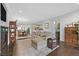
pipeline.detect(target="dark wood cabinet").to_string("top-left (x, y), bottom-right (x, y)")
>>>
top-left (65, 27), bottom-right (78, 47)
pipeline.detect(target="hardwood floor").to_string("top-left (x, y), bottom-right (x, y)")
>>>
top-left (47, 42), bottom-right (79, 56)
top-left (8, 41), bottom-right (79, 56)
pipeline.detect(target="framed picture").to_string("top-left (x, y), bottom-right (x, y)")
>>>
top-left (44, 23), bottom-right (49, 29)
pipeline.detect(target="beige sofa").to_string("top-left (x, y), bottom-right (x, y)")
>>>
top-left (31, 31), bottom-right (53, 50)
top-left (31, 36), bottom-right (47, 50)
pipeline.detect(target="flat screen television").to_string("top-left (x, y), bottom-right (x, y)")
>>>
top-left (1, 3), bottom-right (6, 22)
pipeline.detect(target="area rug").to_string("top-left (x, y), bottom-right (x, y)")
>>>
top-left (13, 39), bottom-right (59, 56)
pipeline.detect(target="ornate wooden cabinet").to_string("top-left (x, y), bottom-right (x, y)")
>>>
top-left (65, 27), bottom-right (78, 47)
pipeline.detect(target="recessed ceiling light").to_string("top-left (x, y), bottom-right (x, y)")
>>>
top-left (54, 21), bottom-right (55, 24)
top-left (19, 10), bottom-right (22, 13)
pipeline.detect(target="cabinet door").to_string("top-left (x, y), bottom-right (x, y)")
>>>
top-left (65, 28), bottom-right (73, 46)
top-left (65, 31), bottom-right (71, 43)
top-left (72, 34), bottom-right (77, 47)
top-left (65, 27), bottom-right (78, 47)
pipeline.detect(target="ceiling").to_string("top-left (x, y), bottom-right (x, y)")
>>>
top-left (5, 3), bottom-right (79, 23)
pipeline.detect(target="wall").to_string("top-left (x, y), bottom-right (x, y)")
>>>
top-left (0, 4), bottom-right (7, 53)
top-left (0, 4), bottom-right (1, 55)
top-left (0, 3), bottom-right (12, 45)
top-left (0, 3), bottom-right (12, 27)
top-left (0, 3), bottom-right (10, 27)
top-left (37, 10), bottom-right (79, 42)
top-left (60, 10), bottom-right (79, 41)
top-left (37, 19), bottom-right (56, 38)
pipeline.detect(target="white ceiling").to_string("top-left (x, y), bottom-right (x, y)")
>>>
top-left (5, 3), bottom-right (79, 23)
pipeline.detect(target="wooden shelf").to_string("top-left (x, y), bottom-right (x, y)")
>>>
top-left (9, 21), bottom-right (16, 44)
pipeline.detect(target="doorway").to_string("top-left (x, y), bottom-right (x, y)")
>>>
top-left (55, 20), bottom-right (60, 45)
